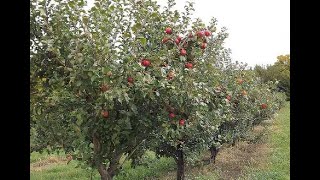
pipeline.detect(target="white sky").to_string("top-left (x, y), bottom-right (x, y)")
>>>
top-left (86, 0), bottom-right (290, 67)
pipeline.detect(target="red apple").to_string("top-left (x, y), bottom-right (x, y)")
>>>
top-left (185, 62), bottom-right (193, 69)
top-left (200, 42), bottom-right (207, 49)
top-left (141, 59), bottom-right (151, 67)
top-left (101, 110), bottom-right (109, 118)
top-left (175, 38), bottom-right (180, 45)
top-left (169, 113), bottom-right (175, 118)
top-left (261, 103), bottom-right (267, 109)
top-left (196, 31), bottom-right (205, 38)
top-left (226, 95), bottom-right (231, 101)
top-left (180, 48), bottom-right (187, 56)
top-left (127, 77), bottom-right (133, 83)
top-left (165, 27), bottom-right (172, 34)
top-left (100, 84), bottom-right (109, 92)
top-left (188, 33), bottom-right (193, 38)
top-left (179, 119), bottom-right (185, 126)
top-left (167, 71), bottom-right (175, 80)
top-left (204, 30), bottom-right (211, 36)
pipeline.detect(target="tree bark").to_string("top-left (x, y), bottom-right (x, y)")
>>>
top-left (97, 164), bottom-right (112, 180)
top-left (209, 146), bottom-right (219, 164)
top-left (176, 144), bottom-right (185, 180)
top-left (93, 133), bottom-right (113, 180)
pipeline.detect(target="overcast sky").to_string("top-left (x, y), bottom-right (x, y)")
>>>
top-left (87, 0), bottom-right (290, 67)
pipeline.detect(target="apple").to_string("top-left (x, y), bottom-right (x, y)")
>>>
top-left (188, 33), bottom-right (193, 38)
top-left (241, 90), bottom-right (247, 96)
top-left (127, 77), bottom-right (133, 83)
top-left (165, 27), bottom-right (172, 34)
top-left (179, 119), bottom-right (185, 126)
top-left (261, 103), bottom-right (267, 109)
top-left (226, 95), bottom-right (231, 101)
top-left (167, 71), bottom-right (175, 80)
top-left (101, 110), bottom-right (109, 118)
top-left (204, 30), bottom-right (211, 36)
top-left (180, 48), bottom-right (187, 56)
top-left (169, 113), bottom-right (175, 118)
top-left (100, 84), bottom-right (109, 92)
top-left (175, 38), bottom-right (180, 45)
top-left (200, 42), bottom-right (207, 49)
top-left (106, 71), bottom-right (112, 77)
top-left (141, 59), bottom-right (151, 67)
top-left (196, 31), bottom-right (205, 38)
top-left (237, 78), bottom-right (244, 84)
top-left (185, 62), bottom-right (193, 69)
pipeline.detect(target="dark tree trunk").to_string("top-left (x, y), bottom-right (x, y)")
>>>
top-left (93, 133), bottom-right (116, 180)
top-left (209, 146), bottom-right (219, 164)
top-left (176, 144), bottom-right (185, 180)
top-left (97, 164), bottom-right (112, 180)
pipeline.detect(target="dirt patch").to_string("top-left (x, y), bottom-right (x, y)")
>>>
top-left (213, 141), bottom-right (271, 180)
top-left (159, 140), bottom-right (271, 180)
top-left (30, 156), bottom-right (69, 172)
top-left (159, 123), bottom-right (274, 180)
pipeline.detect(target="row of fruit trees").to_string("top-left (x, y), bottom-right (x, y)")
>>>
top-left (30, 0), bottom-right (286, 179)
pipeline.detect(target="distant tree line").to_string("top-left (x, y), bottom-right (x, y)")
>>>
top-left (254, 54), bottom-right (290, 100)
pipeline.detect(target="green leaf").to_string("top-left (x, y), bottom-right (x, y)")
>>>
top-left (76, 114), bottom-right (83, 126)
top-left (109, 5), bottom-right (115, 11)
top-left (138, 37), bottom-right (147, 46)
top-left (179, 56), bottom-right (186, 61)
top-left (124, 93), bottom-right (130, 103)
top-left (39, 8), bottom-right (46, 17)
top-left (91, 75), bottom-right (97, 82)
top-left (102, 67), bottom-right (110, 73)
top-left (130, 104), bottom-right (138, 114)
top-left (76, 81), bottom-right (82, 87)
top-left (111, 134), bottom-right (118, 142)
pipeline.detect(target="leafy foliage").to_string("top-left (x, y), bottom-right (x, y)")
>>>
top-left (254, 54), bottom-right (290, 99)
top-left (30, 0), bottom-right (286, 179)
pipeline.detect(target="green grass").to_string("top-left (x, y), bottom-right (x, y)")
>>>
top-left (115, 151), bottom-right (176, 180)
top-left (31, 160), bottom-right (101, 180)
top-left (241, 101), bottom-right (290, 180)
top-left (31, 151), bottom-right (175, 180)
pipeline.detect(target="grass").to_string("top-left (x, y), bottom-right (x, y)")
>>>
top-left (30, 102), bottom-right (290, 180)
top-left (31, 151), bottom-right (176, 180)
top-left (240, 101), bottom-right (290, 180)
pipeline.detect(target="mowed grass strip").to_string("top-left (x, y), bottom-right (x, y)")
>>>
top-left (240, 102), bottom-right (290, 180)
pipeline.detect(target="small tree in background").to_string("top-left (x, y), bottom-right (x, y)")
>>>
top-left (254, 54), bottom-right (290, 100)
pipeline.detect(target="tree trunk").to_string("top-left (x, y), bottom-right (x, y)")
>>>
top-left (97, 164), bottom-right (112, 180)
top-left (209, 146), bottom-right (219, 164)
top-left (93, 133), bottom-right (113, 180)
top-left (176, 144), bottom-right (185, 180)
